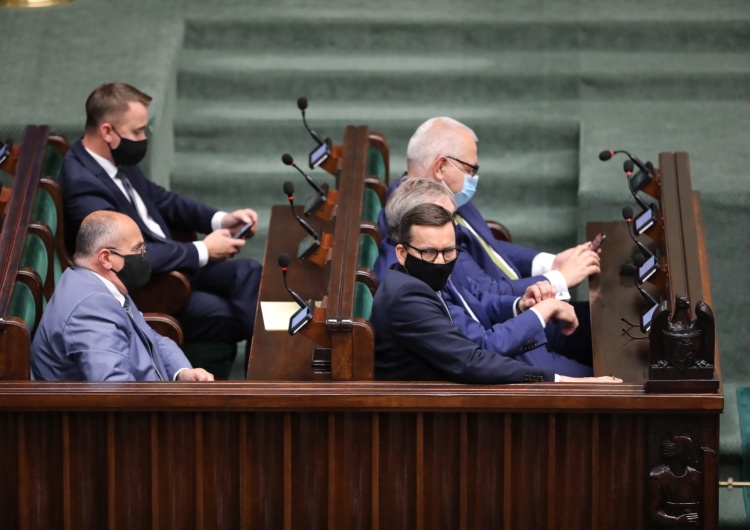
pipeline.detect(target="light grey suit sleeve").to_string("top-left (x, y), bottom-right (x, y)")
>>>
top-left (63, 292), bottom-right (140, 381)
top-left (146, 326), bottom-right (193, 380)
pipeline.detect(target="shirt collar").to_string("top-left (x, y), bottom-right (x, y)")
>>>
top-left (85, 146), bottom-right (118, 179)
top-left (87, 268), bottom-right (127, 307)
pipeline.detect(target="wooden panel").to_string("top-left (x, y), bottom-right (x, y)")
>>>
top-left (552, 414), bottom-right (594, 530)
top-left (289, 412), bottom-right (329, 529)
top-left (66, 413), bottom-right (108, 530)
top-left (241, 412), bottom-right (285, 528)
top-left (507, 413), bottom-right (550, 529)
top-left (465, 413), bottom-right (506, 529)
top-left (377, 413), bottom-right (417, 530)
top-left (19, 413), bottom-right (64, 530)
top-left (108, 412), bottom-right (153, 529)
top-left (200, 412), bottom-right (241, 529)
top-left (0, 413), bottom-right (20, 530)
top-left (156, 412), bottom-right (197, 528)
top-left (328, 412), bottom-right (374, 530)
top-left (422, 413), bottom-right (461, 530)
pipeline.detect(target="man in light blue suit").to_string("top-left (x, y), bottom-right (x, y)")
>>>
top-left (31, 211), bottom-right (214, 382)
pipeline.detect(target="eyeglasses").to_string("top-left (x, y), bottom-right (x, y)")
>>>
top-left (108, 244), bottom-right (147, 257)
top-left (403, 242), bottom-right (460, 263)
top-left (446, 156), bottom-right (480, 177)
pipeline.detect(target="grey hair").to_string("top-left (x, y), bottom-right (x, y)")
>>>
top-left (385, 178), bottom-right (456, 242)
top-left (73, 211), bottom-right (123, 261)
top-left (405, 117), bottom-right (478, 178)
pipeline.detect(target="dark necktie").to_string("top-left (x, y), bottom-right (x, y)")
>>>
top-left (114, 172), bottom-right (168, 242)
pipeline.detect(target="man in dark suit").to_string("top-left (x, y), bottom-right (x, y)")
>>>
top-left (372, 202), bottom-right (621, 384)
top-left (31, 211), bottom-right (214, 382)
top-left (59, 82), bottom-right (261, 378)
top-left (375, 117), bottom-right (600, 299)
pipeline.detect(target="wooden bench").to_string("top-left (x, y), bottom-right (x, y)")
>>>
top-left (0, 125), bottom-right (722, 529)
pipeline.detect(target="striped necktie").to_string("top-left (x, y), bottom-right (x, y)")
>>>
top-left (454, 214), bottom-right (518, 280)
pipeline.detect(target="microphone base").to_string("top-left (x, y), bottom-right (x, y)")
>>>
top-left (313, 188), bottom-right (338, 223)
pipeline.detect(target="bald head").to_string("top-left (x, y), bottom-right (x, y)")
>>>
top-left (74, 211), bottom-right (140, 263)
top-left (406, 117), bottom-right (478, 178)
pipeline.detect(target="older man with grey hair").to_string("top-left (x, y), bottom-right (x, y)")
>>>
top-left (376, 117), bottom-right (600, 300)
top-left (31, 210), bottom-right (213, 382)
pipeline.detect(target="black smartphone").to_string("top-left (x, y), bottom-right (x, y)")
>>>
top-left (589, 231), bottom-right (607, 251)
top-left (234, 221), bottom-right (253, 239)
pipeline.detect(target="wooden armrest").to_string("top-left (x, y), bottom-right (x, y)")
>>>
top-left (143, 313), bottom-right (184, 347)
top-left (359, 222), bottom-right (381, 246)
top-left (131, 271), bottom-right (192, 315)
top-left (356, 268), bottom-right (378, 294)
top-left (486, 220), bottom-right (512, 243)
top-left (364, 177), bottom-right (387, 207)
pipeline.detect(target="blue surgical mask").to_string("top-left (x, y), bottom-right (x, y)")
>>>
top-left (454, 172), bottom-right (479, 207)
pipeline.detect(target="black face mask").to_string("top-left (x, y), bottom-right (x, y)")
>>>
top-left (109, 127), bottom-right (148, 167)
top-left (404, 252), bottom-right (456, 291)
top-left (112, 251), bottom-right (152, 292)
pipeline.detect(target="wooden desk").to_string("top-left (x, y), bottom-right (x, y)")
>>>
top-left (247, 205), bottom-right (332, 380)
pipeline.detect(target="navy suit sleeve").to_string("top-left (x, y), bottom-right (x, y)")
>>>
top-left (387, 280), bottom-right (554, 384)
top-left (451, 253), bottom-right (547, 297)
top-left (443, 289), bottom-right (548, 359)
top-left (493, 240), bottom-right (540, 278)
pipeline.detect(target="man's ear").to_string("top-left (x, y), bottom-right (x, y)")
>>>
top-left (100, 122), bottom-right (115, 144)
top-left (395, 243), bottom-right (408, 267)
top-left (432, 155), bottom-right (448, 181)
top-left (99, 248), bottom-right (114, 271)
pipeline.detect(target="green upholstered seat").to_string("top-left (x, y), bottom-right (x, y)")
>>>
top-left (357, 233), bottom-right (378, 271)
top-left (32, 188), bottom-right (57, 235)
top-left (366, 144), bottom-right (386, 181)
top-left (361, 187), bottom-right (382, 224)
top-left (42, 145), bottom-right (65, 179)
top-left (21, 233), bottom-right (48, 288)
top-left (8, 281), bottom-right (35, 333)
top-left (353, 280), bottom-right (373, 322)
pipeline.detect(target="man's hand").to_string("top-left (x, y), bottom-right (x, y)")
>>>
top-left (518, 281), bottom-right (557, 312)
top-left (558, 375), bottom-right (623, 383)
top-left (530, 299), bottom-right (579, 335)
top-left (177, 368), bottom-right (215, 381)
top-left (203, 228), bottom-right (245, 261)
top-left (552, 243), bottom-right (601, 288)
top-left (222, 209), bottom-right (259, 238)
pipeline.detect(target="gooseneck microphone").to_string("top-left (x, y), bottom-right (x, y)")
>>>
top-left (622, 206), bottom-right (653, 259)
top-left (623, 160), bottom-right (650, 211)
top-left (278, 253), bottom-right (308, 309)
top-left (283, 181), bottom-right (321, 241)
top-left (599, 149), bottom-right (650, 174)
top-left (282, 153), bottom-right (328, 198)
top-left (297, 96), bottom-right (324, 145)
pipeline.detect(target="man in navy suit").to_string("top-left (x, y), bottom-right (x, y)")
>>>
top-left (372, 202), bottom-right (620, 385)
top-left (383, 179), bottom-right (594, 376)
top-left (59, 82), bottom-right (261, 378)
top-left (31, 211), bottom-right (214, 382)
top-left (375, 117), bottom-right (600, 299)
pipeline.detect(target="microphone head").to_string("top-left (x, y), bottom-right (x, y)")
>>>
top-left (623, 159), bottom-right (634, 173)
top-left (278, 253), bottom-right (291, 269)
top-left (281, 153), bottom-right (294, 166)
top-left (632, 253), bottom-right (646, 268)
top-left (283, 180), bottom-right (295, 196)
top-left (622, 206), bottom-right (634, 220)
top-left (599, 150), bottom-right (613, 161)
top-left (297, 97), bottom-right (308, 111)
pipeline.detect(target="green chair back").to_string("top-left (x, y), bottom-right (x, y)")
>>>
top-left (8, 281), bottom-right (35, 332)
top-left (361, 187), bottom-right (382, 224)
top-left (366, 145), bottom-right (386, 181)
top-left (43, 145), bottom-right (65, 179)
top-left (353, 281), bottom-right (373, 321)
top-left (357, 233), bottom-right (379, 271)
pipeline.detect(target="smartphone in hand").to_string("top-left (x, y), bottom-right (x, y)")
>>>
top-left (234, 221), bottom-right (254, 239)
top-left (589, 232), bottom-right (606, 251)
